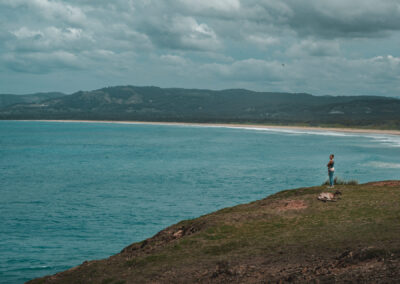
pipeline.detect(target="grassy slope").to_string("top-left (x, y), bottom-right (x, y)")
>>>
top-left (29, 182), bottom-right (400, 283)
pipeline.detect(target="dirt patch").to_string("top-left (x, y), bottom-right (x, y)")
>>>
top-left (121, 220), bottom-right (208, 256)
top-left (336, 247), bottom-right (391, 266)
top-left (277, 200), bottom-right (307, 211)
top-left (366, 180), bottom-right (400, 187)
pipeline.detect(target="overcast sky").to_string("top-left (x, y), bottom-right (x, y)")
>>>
top-left (0, 0), bottom-right (399, 96)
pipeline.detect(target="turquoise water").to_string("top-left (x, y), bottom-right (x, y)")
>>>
top-left (1, 121), bottom-right (400, 283)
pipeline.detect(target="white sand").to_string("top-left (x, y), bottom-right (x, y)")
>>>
top-left (17, 119), bottom-right (400, 136)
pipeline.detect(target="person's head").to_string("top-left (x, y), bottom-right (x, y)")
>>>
top-left (330, 154), bottom-right (334, 159)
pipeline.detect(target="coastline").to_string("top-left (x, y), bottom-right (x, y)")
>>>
top-left (28, 181), bottom-right (400, 283)
top-left (13, 119), bottom-right (400, 136)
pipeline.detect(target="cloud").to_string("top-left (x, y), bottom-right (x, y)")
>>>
top-left (3, 50), bottom-right (83, 73)
top-left (138, 15), bottom-right (221, 51)
top-left (180, 0), bottom-right (400, 40)
top-left (287, 39), bottom-right (341, 57)
top-left (160, 54), bottom-right (188, 65)
top-left (10, 26), bottom-right (93, 52)
top-left (0, 0), bottom-right (152, 75)
top-left (1, 0), bottom-right (87, 25)
top-left (178, 0), bottom-right (241, 13)
top-left (0, 0), bottom-right (400, 96)
top-left (203, 58), bottom-right (285, 82)
top-left (285, 0), bottom-right (400, 38)
top-left (246, 35), bottom-right (280, 49)
top-left (368, 162), bottom-right (400, 169)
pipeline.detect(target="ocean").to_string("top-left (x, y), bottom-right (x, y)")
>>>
top-left (1, 121), bottom-right (399, 283)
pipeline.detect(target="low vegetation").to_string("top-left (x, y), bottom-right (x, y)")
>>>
top-left (322, 176), bottom-right (359, 186)
top-left (29, 181), bottom-right (400, 283)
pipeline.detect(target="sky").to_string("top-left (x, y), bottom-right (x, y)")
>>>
top-left (0, 0), bottom-right (400, 96)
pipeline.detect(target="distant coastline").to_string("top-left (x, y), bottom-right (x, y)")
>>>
top-left (14, 119), bottom-right (400, 136)
top-left (2, 86), bottom-right (399, 131)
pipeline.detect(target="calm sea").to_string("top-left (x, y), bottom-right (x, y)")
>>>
top-left (1, 121), bottom-right (400, 283)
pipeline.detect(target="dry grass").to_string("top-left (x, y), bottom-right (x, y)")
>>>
top-left (322, 176), bottom-right (359, 185)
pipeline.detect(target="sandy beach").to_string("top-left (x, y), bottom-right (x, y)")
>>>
top-left (17, 119), bottom-right (400, 136)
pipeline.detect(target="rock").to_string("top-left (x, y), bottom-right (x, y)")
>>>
top-left (173, 230), bottom-right (184, 238)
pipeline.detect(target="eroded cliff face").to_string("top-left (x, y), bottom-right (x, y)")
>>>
top-left (28, 181), bottom-right (400, 283)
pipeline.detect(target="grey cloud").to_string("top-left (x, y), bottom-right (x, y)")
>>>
top-left (203, 59), bottom-right (285, 82)
top-left (136, 14), bottom-right (221, 51)
top-left (195, 54), bottom-right (400, 96)
top-left (160, 54), bottom-right (188, 66)
top-left (0, 0), bottom-right (149, 74)
top-left (178, 0), bottom-right (241, 13)
top-left (286, 0), bottom-right (400, 38)
top-left (9, 26), bottom-right (94, 52)
top-left (0, 0), bottom-right (399, 96)
top-left (288, 55), bottom-right (400, 95)
top-left (3, 50), bottom-right (84, 73)
top-left (1, 0), bottom-right (87, 26)
top-left (287, 39), bottom-right (341, 57)
top-left (171, 0), bottom-right (400, 40)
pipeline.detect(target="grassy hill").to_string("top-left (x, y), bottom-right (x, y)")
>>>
top-left (29, 181), bottom-right (400, 283)
top-left (1, 86), bottom-right (400, 129)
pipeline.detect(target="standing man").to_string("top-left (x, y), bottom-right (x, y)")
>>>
top-left (327, 154), bottom-right (335, 188)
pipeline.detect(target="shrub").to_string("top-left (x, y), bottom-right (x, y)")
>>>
top-left (322, 176), bottom-right (359, 186)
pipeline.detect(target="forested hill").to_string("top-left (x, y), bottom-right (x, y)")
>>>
top-left (1, 86), bottom-right (399, 129)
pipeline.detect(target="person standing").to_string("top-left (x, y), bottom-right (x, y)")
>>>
top-left (327, 154), bottom-right (335, 188)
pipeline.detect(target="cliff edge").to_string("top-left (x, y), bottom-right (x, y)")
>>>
top-left (29, 181), bottom-right (400, 283)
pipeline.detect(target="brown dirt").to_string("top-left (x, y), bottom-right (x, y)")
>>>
top-left (277, 199), bottom-right (308, 211)
top-left (366, 180), bottom-right (400, 187)
top-left (203, 249), bottom-right (400, 284)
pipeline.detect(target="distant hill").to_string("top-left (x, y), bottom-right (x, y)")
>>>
top-left (1, 86), bottom-right (399, 129)
top-left (0, 92), bottom-right (65, 109)
top-left (28, 181), bottom-right (400, 283)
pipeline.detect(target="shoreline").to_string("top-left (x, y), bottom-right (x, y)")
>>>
top-left (9, 119), bottom-right (400, 136)
top-left (28, 181), bottom-right (400, 283)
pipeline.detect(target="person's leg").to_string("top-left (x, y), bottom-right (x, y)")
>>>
top-left (329, 171), bottom-right (334, 187)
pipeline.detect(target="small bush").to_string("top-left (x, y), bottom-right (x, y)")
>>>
top-left (322, 176), bottom-right (359, 186)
